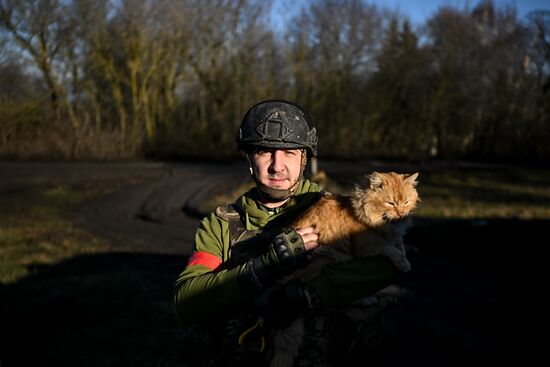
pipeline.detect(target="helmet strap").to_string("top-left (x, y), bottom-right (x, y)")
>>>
top-left (301, 150), bottom-right (308, 167)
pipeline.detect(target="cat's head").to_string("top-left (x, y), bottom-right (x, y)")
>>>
top-left (352, 171), bottom-right (420, 227)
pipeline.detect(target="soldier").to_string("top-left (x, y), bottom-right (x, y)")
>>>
top-left (173, 100), bottom-right (399, 366)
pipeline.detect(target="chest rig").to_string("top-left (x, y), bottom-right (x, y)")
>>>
top-left (214, 202), bottom-right (329, 365)
top-left (215, 203), bottom-right (279, 270)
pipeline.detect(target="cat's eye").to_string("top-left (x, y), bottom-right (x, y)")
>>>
top-left (404, 200), bottom-right (410, 205)
top-left (386, 201), bottom-right (395, 206)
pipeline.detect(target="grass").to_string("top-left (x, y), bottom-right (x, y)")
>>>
top-left (0, 178), bottom-right (191, 367)
top-left (321, 164), bottom-right (550, 220)
top-left (0, 184), bottom-right (112, 284)
top-left (417, 167), bottom-right (550, 219)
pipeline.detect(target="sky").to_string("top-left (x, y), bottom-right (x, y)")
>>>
top-left (381, 0), bottom-right (548, 24)
top-left (271, 0), bottom-right (549, 31)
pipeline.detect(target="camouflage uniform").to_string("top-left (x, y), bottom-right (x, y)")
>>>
top-left (173, 180), bottom-right (398, 366)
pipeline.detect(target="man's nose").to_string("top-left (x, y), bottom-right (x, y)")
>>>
top-left (270, 150), bottom-right (285, 172)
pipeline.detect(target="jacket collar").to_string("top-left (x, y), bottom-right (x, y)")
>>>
top-left (236, 180), bottom-right (321, 230)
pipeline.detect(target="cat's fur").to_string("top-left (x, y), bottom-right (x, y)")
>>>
top-left (269, 171), bottom-right (420, 367)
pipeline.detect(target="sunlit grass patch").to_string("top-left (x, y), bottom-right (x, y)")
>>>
top-left (0, 185), bottom-right (111, 284)
top-left (414, 195), bottom-right (550, 219)
top-left (319, 165), bottom-right (550, 220)
top-left (414, 167), bottom-right (550, 219)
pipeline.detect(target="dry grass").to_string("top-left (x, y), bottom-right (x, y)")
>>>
top-left (0, 177), bottom-right (190, 367)
top-left (0, 185), bottom-right (111, 283)
top-left (317, 164), bottom-right (550, 220)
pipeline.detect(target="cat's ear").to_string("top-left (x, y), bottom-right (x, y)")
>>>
top-left (369, 172), bottom-right (383, 190)
top-left (404, 172), bottom-right (419, 187)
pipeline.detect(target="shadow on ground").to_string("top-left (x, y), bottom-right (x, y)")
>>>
top-left (1, 218), bottom-right (548, 366)
top-left (0, 253), bottom-right (192, 367)
top-left (380, 217), bottom-right (548, 366)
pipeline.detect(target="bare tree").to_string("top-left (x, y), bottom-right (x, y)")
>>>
top-left (285, 0), bottom-right (385, 157)
top-left (368, 17), bottom-right (431, 157)
top-left (527, 11), bottom-right (550, 91)
top-left (423, 1), bottom-right (532, 159)
top-left (525, 10), bottom-right (550, 158)
top-left (0, 0), bottom-right (66, 116)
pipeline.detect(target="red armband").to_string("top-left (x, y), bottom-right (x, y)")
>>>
top-left (187, 251), bottom-right (222, 270)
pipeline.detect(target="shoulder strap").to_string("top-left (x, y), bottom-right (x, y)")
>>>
top-left (215, 203), bottom-right (247, 247)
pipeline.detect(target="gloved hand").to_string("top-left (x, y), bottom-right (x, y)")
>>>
top-left (239, 227), bottom-right (318, 297)
top-left (261, 227), bottom-right (310, 275)
top-left (253, 280), bottom-right (322, 328)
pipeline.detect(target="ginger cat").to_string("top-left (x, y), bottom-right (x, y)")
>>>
top-left (270, 171), bottom-right (420, 367)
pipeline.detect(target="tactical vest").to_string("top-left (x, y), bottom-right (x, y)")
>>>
top-left (209, 202), bottom-right (327, 366)
top-left (215, 203), bottom-right (260, 248)
top-left (214, 203), bottom-right (278, 269)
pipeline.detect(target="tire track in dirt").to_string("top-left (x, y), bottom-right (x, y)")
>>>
top-left (75, 162), bottom-right (250, 255)
top-left (0, 161), bottom-right (248, 255)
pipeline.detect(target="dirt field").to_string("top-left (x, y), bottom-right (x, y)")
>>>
top-left (0, 161), bottom-right (548, 366)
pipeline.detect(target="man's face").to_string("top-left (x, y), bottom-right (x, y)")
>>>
top-left (251, 148), bottom-right (303, 192)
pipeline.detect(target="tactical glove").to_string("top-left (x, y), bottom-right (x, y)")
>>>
top-left (238, 227), bottom-right (310, 297)
top-left (253, 280), bottom-right (322, 328)
top-left (261, 227), bottom-right (309, 275)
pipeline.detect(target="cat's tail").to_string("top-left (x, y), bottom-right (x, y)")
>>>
top-left (270, 318), bottom-right (306, 367)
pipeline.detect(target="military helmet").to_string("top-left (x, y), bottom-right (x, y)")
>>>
top-left (237, 100), bottom-right (318, 157)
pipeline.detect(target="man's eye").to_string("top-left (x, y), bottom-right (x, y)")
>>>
top-left (286, 150), bottom-right (302, 157)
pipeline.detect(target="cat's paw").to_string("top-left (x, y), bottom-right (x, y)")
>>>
top-left (396, 258), bottom-right (411, 273)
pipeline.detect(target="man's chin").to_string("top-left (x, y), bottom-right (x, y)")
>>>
top-left (257, 185), bottom-right (291, 202)
top-left (266, 179), bottom-right (290, 189)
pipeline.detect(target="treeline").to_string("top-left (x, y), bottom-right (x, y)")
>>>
top-left (0, 0), bottom-right (548, 161)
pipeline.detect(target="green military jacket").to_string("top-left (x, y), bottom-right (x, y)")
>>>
top-left (173, 180), bottom-right (398, 326)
